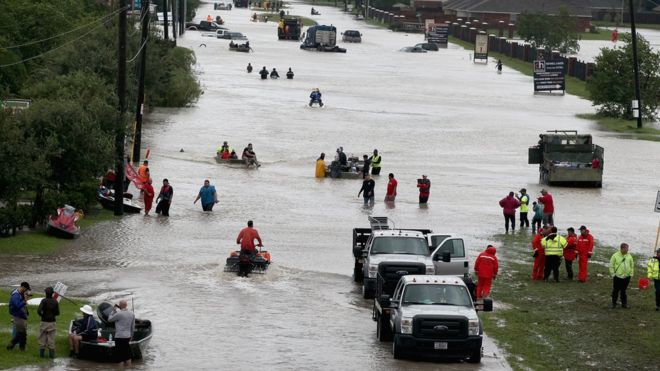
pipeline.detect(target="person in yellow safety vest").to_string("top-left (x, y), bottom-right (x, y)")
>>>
top-left (315, 153), bottom-right (326, 178)
top-left (648, 248), bottom-right (660, 311)
top-left (517, 188), bottom-right (530, 228)
top-left (216, 141), bottom-right (234, 158)
top-left (369, 149), bottom-right (381, 176)
top-left (541, 226), bottom-right (566, 282)
top-left (610, 243), bottom-right (634, 309)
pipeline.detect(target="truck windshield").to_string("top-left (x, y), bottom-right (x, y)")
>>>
top-left (402, 284), bottom-right (472, 307)
top-left (371, 237), bottom-right (428, 255)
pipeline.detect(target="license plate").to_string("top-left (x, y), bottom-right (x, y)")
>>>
top-left (434, 342), bottom-right (448, 350)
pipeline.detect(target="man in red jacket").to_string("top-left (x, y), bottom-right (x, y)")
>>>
top-left (499, 192), bottom-right (520, 233)
top-left (531, 228), bottom-right (545, 280)
top-left (576, 225), bottom-right (594, 282)
top-left (538, 189), bottom-right (554, 226)
top-left (474, 245), bottom-right (499, 299)
top-left (564, 227), bottom-right (578, 280)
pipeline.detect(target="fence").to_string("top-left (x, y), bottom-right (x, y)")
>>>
top-left (448, 22), bottom-right (595, 81)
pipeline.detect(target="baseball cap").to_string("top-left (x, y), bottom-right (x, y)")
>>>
top-left (579, 225), bottom-right (587, 230)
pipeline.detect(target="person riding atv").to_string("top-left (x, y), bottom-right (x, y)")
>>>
top-left (309, 88), bottom-right (323, 107)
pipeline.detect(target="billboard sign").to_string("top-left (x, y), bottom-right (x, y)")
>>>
top-left (533, 59), bottom-right (565, 93)
top-left (427, 24), bottom-right (449, 46)
top-left (474, 34), bottom-right (488, 62)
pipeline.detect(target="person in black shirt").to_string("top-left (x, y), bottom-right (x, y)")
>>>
top-left (358, 175), bottom-right (375, 206)
top-left (37, 287), bottom-right (60, 358)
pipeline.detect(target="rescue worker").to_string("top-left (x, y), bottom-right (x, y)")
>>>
top-left (259, 66), bottom-right (269, 79)
top-left (542, 226), bottom-right (566, 282)
top-left (242, 143), bottom-right (260, 167)
top-left (517, 188), bottom-right (530, 228)
top-left (270, 68), bottom-right (279, 79)
top-left (610, 243), bottom-right (634, 309)
top-left (236, 220), bottom-right (263, 257)
top-left (647, 248), bottom-right (660, 311)
top-left (474, 245), bottom-right (499, 299)
top-left (576, 226), bottom-right (594, 282)
top-left (207, 14), bottom-right (213, 22)
top-left (361, 154), bottom-right (370, 179)
top-left (286, 68), bottom-right (294, 79)
top-left (137, 160), bottom-right (150, 185)
top-left (538, 189), bottom-right (555, 226)
top-left (531, 228), bottom-right (545, 280)
top-left (357, 175), bottom-right (375, 206)
top-left (531, 201), bottom-right (543, 231)
top-left (216, 141), bottom-right (233, 158)
top-left (564, 227), bottom-right (578, 280)
top-left (499, 192), bottom-right (520, 233)
top-left (417, 175), bottom-right (430, 204)
top-left (315, 153), bottom-right (326, 178)
top-left (247, 63), bottom-right (253, 73)
top-left (337, 147), bottom-right (347, 169)
top-left (369, 149), bottom-right (382, 175)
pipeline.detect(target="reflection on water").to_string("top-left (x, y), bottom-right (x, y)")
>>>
top-left (4, 1), bottom-right (660, 370)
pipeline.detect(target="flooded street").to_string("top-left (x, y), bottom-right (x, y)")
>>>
top-left (3, 1), bottom-right (660, 370)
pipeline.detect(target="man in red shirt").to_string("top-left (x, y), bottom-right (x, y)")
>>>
top-left (417, 175), bottom-right (430, 204)
top-left (576, 225), bottom-right (594, 282)
top-left (564, 227), bottom-right (578, 280)
top-left (474, 245), bottom-right (499, 299)
top-left (537, 189), bottom-right (554, 226)
top-left (385, 173), bottom-right (397, 202)
top-left (236, 220), bottom-right (263, 255)
top-left (531, 228), bottom-right (545, 280)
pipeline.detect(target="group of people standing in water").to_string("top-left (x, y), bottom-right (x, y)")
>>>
top-left (246, 63), bottom-right (294, 79)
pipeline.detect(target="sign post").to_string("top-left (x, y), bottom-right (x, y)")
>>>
top-left (533, 57), bottom-right (565, 94)
top-left (473, 33), bottom-right (488, 63)
top-left (654, 191), bottom-right (660, 252)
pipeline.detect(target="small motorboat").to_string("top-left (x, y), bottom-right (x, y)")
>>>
top-left (71, 302), bottom-right (153, 362)
top-left (225, 249), bottom-right (271, 276)
top-left (97, 187), bottom-right (142, 214)
top-left (47, 205), bottom-right (81, 239)
top-left (326, 156), bottom-right (369, 179)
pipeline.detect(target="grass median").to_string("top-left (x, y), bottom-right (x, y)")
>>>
top-left (481, 231), bottom-right (658, 371)
top-left (0, 207), bottom-right (115, 255)
top-left (0, 289), bottom-right (88, 369)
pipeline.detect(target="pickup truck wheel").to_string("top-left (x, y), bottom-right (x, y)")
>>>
top-left (392, 334), bottom-right (404, 359)
top-left (377, 315), bottom-right (393, 342)
top-left (353, 264), bottom-right (363, 283)
top-left (467, 347), bottom-right (482, 363)
top-left (187, 26), bottom-right (197, 31)
top-left (362, 284), bottom-right (374, 299)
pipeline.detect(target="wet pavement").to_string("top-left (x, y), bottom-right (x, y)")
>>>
top-left (3, 1), bottom-right (660, 370)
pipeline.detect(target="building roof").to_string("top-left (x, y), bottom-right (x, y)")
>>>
top-left (587, 0), bottom-right (624, 10)
top-left (443, 0), bottom-right (593, 17)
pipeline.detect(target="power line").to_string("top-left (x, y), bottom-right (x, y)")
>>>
top-left (0, 5), bottom-right (129, 51)
top-left (127, 36), bottom-right (149, 63)
top-left (0, 18), bottom-right (111, 68)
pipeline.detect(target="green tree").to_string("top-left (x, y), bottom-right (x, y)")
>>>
top-left (517, 7), bottom-right (580, 53)
top-left (587, 34), bottom-right (660, 120)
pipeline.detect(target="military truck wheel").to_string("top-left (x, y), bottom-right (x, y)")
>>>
top-left (392, 334), bottom-right (404, 359)
top-left (377, 315), bottom-right (393, 342)
top-left (467, 347), bottom-right (482, 363)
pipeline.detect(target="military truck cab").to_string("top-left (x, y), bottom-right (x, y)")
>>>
top-left (374, 275), bottom-right (492, 362)
top-left (529, 130), bottom-right (604, 187)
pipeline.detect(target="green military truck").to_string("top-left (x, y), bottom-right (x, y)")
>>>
top-left (528, 130), bottom-right (604, 187)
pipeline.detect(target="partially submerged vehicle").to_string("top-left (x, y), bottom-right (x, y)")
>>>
top-left (214, 2), bottom-right (232, 10)
top-left (97, 187), bottom-right (142, 214)
top-left (225, 249), bottom-right (272, 277)
top-left (300, 25), bottom-right (346, 53)
top-left (47, 205), bottom-right (81, 239)
top-left (400, 46), bottom-right (427, 53)
top-left (229, 42), bottom-right (251, 52)
top-left (278, 17), bottom-right (303, 40)
top-left (71, 302), bottom-right (153, 362)
top-left (414, 42), bottom-right (438, 51)
top-left (528, 130), bottom-right (604, 187)
top-left (341, 30), bottom-right (362, 43)
top-left (326, 156), bottom-right (365, 179)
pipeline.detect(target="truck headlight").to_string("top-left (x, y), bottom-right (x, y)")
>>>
top-left (401, 317), bottom-right (413, 334)
top-left (368, 264), bottom-right (378, 278)
top-left (425, 266), bottom-right (435, 274)
top-left (468, 320), bottom-right (480, 336)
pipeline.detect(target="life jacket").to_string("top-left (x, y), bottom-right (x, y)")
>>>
top-left (371, 155), bottom-right (381, 168)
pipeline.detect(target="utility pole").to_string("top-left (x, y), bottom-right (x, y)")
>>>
top-left (179, 0), bottom-right (185, 36)
top-left (115, 0), bottom-right (128, 216)
top-left (163, 0), bottom-right (168, 40)
top-left (132, 0), bottom-right (150, 163)
top-left (629, 0), bottom-right (643, 128)
top-left (172, 0), bottom-right (177, 45)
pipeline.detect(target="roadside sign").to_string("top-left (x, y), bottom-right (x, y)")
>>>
top-left (533, 59), bottom-right (565, 93)
top-left (427, 24), bottom-right (449, 46)
top-left (134, 0), bottom-right (142, 10)
top-left (53, 282), bottom-right (68, 303)
top-left (474, 34), bottom-right (488, 63)
top-left (655, 191), bottom-right (660, 213)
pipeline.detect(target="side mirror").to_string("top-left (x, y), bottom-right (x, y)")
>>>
top-left (442, 251), bottom-right (451, 263)
top-left (389, 300), bottom-right (399, 309)
top-left (481, 298), bottom-right (493, 312)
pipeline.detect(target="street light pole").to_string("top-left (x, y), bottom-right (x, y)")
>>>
top-left (628, 0), bottom-right (642, 128)
top-left (114, 0), bottom-right (128, 216)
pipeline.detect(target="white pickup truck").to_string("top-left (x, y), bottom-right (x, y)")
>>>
top-left (374, 275), bottom-right (492, 362)
top-left (352, 217), bottom-right (470, 299)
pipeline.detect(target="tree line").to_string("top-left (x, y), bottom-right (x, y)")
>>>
top-left (0, 0), bottom-right (201, 235)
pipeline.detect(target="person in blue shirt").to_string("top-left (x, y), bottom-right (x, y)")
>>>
top-left (194, 179), bottom-right (218, 211)
top-left (309, 88), bottom-right (323, 107)
top-left (6, 282), bottom-right (30, 351)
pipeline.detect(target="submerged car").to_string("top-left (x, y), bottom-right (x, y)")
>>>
top-left (415, 42), bottom-right (439, 51)
top-left (342, 30), bottom-right (362, 43)
top-left (400, 46), bottom-right (427, 53)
